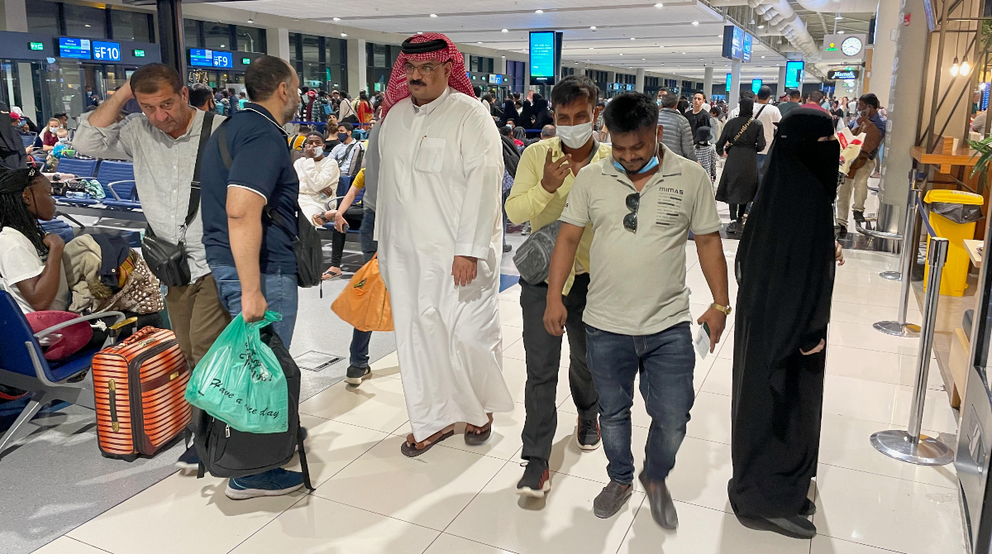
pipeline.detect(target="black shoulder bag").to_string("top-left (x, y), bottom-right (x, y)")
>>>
top-left (215, 120), bottom-right (322, 288)
top-left (142, 111), bottom-right (215, 287)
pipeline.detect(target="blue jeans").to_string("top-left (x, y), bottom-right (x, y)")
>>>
top-left (585, 322), bottom-right (695, 485)
top-left (211, 265), bottom-right (299, 350)
top-left (349, 208), bottom-right (377, 368)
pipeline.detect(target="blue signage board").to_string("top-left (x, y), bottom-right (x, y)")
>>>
top-left (189, 48), bottom-right (212, 67)
top-left (493, 74), bottom-right (503, 85)
top-left (726, 73), bottom-right (732, 91)
top-left (212, 51), bottom-right (233, 69)
top-left (785, 60), bottom-right (804, 89)
top-left (529, 31), bottom-right (556, 83)
top-left (742, 33), bottom-right (753, 63)
top-left (981, 83), bottom-right (991, 112)
top-left (722, 26), bottom-right (744, 60)
top-left (58, 37), bottom-right (91, 59)
top-left (751, 79), bottom-right (763, 94)
top-left (92, 41), bottom-right (121, 62)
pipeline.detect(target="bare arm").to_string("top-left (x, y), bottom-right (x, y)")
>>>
top-left (694, 231), bottom-right (730, 351)
top-left (226, 188), bottom-right (267, 322)
top-left (543, 222), bottom-right (585, 336)
top-left (14, 237), bottom-right (65, 311)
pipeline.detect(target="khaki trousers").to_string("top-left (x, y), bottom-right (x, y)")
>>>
top-left (837, 163), bottom-right (871, 228)
top-left (164, 273), bottom-right (231, 368)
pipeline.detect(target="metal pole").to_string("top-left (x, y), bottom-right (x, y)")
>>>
top-left (880, 178), bottom-right (919, 281)
top-left (874, 187), bottom-right (922, 337)
top-left (870, 237), bottom-right (954, 466)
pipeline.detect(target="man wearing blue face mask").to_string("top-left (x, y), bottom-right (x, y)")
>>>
top-left (330, 122), bottom-right (363, 176)
top-left (546, 92), bottom-right (729, 529)
top-left (506, 75), bottom-right (612, 500)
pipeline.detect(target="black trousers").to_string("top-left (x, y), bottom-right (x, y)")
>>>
top-left (329, 229), bottom-right (346, 268)
top-left (519, 273), bottom-right (599, 462)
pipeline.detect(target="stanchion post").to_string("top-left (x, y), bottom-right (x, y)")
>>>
top-left (870, 237), bottom-right (954, 466)
top-left (873, 187), bottom-right (922, 337)
top-left (880, 179), bottom-right (919, 281)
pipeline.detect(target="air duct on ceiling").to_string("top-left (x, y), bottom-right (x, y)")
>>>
top-left (747, 0), bottom-right (821, 59)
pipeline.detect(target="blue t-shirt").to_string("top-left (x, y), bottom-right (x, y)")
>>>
top-left (200, 104), bottom-right (300, 274)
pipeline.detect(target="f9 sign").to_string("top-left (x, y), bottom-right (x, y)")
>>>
top-left (92, 41), bottom-right (122, 62)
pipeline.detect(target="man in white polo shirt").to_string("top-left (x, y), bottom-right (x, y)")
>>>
top-left (545, 92), bottom-right (731, 530)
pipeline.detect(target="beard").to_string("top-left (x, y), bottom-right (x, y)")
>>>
top-left (283, 98), bottom-right (300, 123)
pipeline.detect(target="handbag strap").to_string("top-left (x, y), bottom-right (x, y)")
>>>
top-left (186, 110), bottom-right (215, 228)
top-left (731, 119), bottom-right (752, 145)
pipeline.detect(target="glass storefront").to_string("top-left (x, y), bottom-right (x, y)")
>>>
top-left (367, 42), bottom-right (400, 94)
top-left (289, 33), bottom-right (347, 93)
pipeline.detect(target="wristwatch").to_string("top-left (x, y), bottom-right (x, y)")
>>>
top-left (711, 302), bottom-right (732, 315)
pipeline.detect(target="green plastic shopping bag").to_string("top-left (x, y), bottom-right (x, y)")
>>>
top-left (184, 311), bottom-right (289, 434)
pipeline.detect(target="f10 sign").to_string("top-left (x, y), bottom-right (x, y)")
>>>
top-left (827, 69), bottom-right (860, 80)
top-left (92, 41), bottom-right (121, 62)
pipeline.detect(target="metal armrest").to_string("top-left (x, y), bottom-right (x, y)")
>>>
top-left (33, 311), bottom-right (126, 339)
top-left (104, 179), bottom-right (136, 201)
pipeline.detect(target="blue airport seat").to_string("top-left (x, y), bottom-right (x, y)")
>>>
top-left (52, 158), bottom-right (98, 179)
top-left (95, 161), bottom-right (141, 210)
top-left (20, 133), bottom-right (35, 149)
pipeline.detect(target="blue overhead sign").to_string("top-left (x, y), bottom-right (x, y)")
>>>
top-left (58, 37), bottom-right (91, 59)
top-left (188, 48), bottom-right (233, 69)
top-left (785, 60), bottom-right (804, 89)
top-left (211, 50), bottom-right (233, 69)
top-left (722, 26), bottom-right (744, 60)
top-left (92, 41), bottom-right (121, 62)
top-left (529, 31), bottom-right (557, 84)
top-left (742, 32), bottom-right (753, 63)
top-left (726, 73), bottom-right (732, 91)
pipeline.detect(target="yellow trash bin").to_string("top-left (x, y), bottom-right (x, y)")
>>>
top-left (923, 190), bottom-right (984, 296)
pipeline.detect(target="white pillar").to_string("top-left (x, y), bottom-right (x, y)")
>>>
top-left (635, 68), bottom-right (645, 93)
top-left (730, 59), bottom-right (742, 111)
top-left (703, 66), bottom-right (714, 99)
top-left (872, 0), bottom-right (901, 107)
top-left (1, 0), bottom-right (27, 32)
top-left (347, 38), bottom-right (367, 97)
top-left (778, 65), bottom-right (788, 93)
top-left (266, 28), bottom-right (291, 62)
top-left (497, 57), bottom-right (507, 74)
top-left (17, 62), bottom-right (35, 119)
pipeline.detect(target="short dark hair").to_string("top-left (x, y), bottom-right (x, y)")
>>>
top-left (808, 90), bottom-right (825, 103)
top-left (305, 131), bottom-right (324, 142)
top-left (53, 112), bottom-right (67, 119)
top-left (739, 90), bottom-right (755, 101)
top-left (603, 92), bottom-right (659, 134)
top-left (694, 91), bottom-right (706, 100)
top-left (499, 125), bottom-right (512, 136)
top-left (130, 63), bottom-right (183, 96)
top-left (338, 122), bottom-right (354, 132)
top-left (188, 83), bottom-right (213, 109)
top-left (859, 93), bottom-right (880, 109)
top-left (551, 75), bottom-right (599, 109)
top-left (757, 86), bottom-right (772, 100)
top-left (789, 89), bottom-right (801, 99)
top-left (245, 55), bottom-right (295, 102)
top-left (660, 92), bottom-right (679, 108)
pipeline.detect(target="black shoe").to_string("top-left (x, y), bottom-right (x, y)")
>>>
top-left (738, 514), bottom-right (817, 539)
top-left (593, 481), bottom-right (633, 519)
top-left (503, 244), bottom-right (512, 253)
top-left (837, 225), bottom-right (848, 238)
top-left (799, 498), bottom-right (816, 517)
top-left (576, 417), bottom-right (601, 451)
top-left (516, 459), bottom-right (551, 498)
top-left (726, 220), bottom-right (739, 234)
top-left (853, 211), bottom-right (866, 225)
top-left (176, 445), bottom-right (199, 471)
top-left (638, 471), bottom-right (678, 529)
top-left (345, 365), bottom-right (372, 386)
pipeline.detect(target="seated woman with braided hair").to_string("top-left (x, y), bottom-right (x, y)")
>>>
top-left (0, 167), bottom-right (70, 313)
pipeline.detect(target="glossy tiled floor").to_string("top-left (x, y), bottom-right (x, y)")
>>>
top-left (32, 235), bottom-right (970, 554)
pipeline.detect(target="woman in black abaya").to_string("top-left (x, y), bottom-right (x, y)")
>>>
top-left (728, 108), bottom-right (842, 539)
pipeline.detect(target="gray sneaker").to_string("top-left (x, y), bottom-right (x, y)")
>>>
top-left (593, 481), bottom-right (633, 519)
top-left (345, 365), bottom-right (372, 386)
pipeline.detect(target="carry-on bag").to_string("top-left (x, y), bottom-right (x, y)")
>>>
top-left (91, 327), bottom-right (191, 460)
top-left (331, 253), bottom-right (394, 332)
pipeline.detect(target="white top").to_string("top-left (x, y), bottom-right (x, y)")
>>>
top-left (330, 141), bottom-right (363, 175)
top-left (0, 227), bottom-right (69, 313)
top-left (729, 102), bottom-right (781, 155)
top-left (295, 155), bottom-right (341, 226)
top-left (560, 143), bottom-right (722, 336)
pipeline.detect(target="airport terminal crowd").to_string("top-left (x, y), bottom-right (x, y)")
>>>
top-left (0, 31), bottom-right (889, 541)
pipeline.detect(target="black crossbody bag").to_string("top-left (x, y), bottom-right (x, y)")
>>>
top-left (215, 119), bottom-right (322, 288)
top-left (142, 111), bottom-right (215, 287)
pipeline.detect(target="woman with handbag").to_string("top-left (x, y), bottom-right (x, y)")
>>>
top-left (716, 97), bottom-right (766, 235)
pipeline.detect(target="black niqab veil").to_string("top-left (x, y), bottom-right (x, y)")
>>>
top-left (728, 108), bottom-right (840, 520)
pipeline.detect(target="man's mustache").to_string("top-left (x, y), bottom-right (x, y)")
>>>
top-left (409, 79), bottom-right (426, 87)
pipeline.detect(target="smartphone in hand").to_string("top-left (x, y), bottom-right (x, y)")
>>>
top-left (694, 322), bottom-right (711, 359)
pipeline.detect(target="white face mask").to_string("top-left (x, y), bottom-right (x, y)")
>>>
top-left (556, 122), bottom-right (593, 149)
top-left (49, 126), bottom-right (58, 133)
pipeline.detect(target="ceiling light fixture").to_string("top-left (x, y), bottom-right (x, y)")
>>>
top-left (220, 44), bottom-right (225, 47)
top-left (757, 24), bottom-right (765, 29)
top-left (619, 53), bottom-right (624, 56)
top-left (501, 28), bottom-right (509, 33)
top-left (333, 17), bottom-right (341, 21)
top-left (961, 59), bottom-right (972, 75)
top-left (692, 21), bottom-right (699, 26)
top-left (417, 31), bottom-right (424, 35)
top-left (681, 51), bottom-right (687, 54)
top-left (340, 33), bottom-right (347, 37)
top-left (838, 30), bottom-right (845, 34)
top-left (430, 13), bottom-right (438, 18)
top-left (535, 9), bottom-right (544, 14)
top-left (631, 37), bottom-right (636, 40)
top-left (590, 26), bottom-right (597, 30)
top-left (835, 14), bottom-right (843, 19)
top-left (247, 16), bottom-right (254, 24)
top-left (655, 2), bottom-right (664, 7)
top-left (477, 41), bottom-right (483, 44)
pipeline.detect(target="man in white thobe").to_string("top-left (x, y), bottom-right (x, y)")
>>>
top-left (376, 33), bottom-right (513, 456)
top-left (294, 131), bottom-right (341, 226)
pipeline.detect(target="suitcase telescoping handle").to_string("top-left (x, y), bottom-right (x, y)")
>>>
top-left (108, 379), bottom-right (119, 432)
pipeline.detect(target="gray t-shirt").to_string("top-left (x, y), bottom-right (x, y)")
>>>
top-left (560, 143), bottom-right (722, 336)
top-left (74, 109), bottom-right (225, 282)
top-left (362, 124), bottom-right (380, 211)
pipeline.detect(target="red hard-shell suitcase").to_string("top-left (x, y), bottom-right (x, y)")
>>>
top-left (91, 327), bottom-right (191, 460)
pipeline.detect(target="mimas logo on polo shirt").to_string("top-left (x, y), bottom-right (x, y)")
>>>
top-left (659, 186), bottom-right (684, 195)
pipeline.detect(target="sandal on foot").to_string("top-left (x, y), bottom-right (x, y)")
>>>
top-left (321, 268), bottom-right (343, 281)
top-left (401, 429), bottom-right (454, 458)
top-left (465, 418), bottom-right (493, 446)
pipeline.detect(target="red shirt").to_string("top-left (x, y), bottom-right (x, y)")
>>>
top-left (42, 130), bottom-right (59, 147)
top-left (802, 103), bottom-right (829, 114)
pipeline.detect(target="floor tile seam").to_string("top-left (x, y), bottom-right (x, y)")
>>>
top-left (816, 532), bottom-right (912, 553)
top-left (307, 429), bottom-right (397, 490)
top-left (436, 457), bottom-right (515, 536)
top-left (427, 533), bottom-right (525, 554)
top-left (822, 371), bottom-right (948, 395)
top-left (225, 492), bottom-right (313, 554)
top-left (299, 408), bottom-right (410, 436)
top-left (612, 494), bottom-right (647, 554)
top-left (816, 461), bottom-right (958, 490)
top-left (821, 341), bottom-right (927, 357)
top-left (305, 491), bottom-right (457, 533)
top-left (64, 536), bottom-right (115, 554)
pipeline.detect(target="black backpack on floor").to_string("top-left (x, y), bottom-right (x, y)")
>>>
top-left (191, 326), bottom-right (313, 489)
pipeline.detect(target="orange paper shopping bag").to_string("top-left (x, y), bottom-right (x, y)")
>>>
top-left (331, 254), bottom-right (394, 332)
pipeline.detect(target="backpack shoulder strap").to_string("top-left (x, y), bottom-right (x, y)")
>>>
top-left (216, 118), bottom-right (234, 170)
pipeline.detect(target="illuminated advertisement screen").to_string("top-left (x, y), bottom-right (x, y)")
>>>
top-left (785, 61), bottom-right (804, 89)
top-left (59, 37), bottom-right (91, 59)
top-left (751, 79), bottom-right (762, 94)
top-left (722, 26), bottom-right (744, 60)
top-left (529, 31), bottom-right (557, 84)
top-left (742, 33), bottom-right (753, 63)
top-left (189, 48), bottom-right (213, 67)
top-left (726, 73), bottom-right (732, 91)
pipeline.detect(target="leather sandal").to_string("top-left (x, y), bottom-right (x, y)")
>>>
top-left (465, 415), bottom-right (494, 446)
top-left (401, 429), bottom-right (454, 458)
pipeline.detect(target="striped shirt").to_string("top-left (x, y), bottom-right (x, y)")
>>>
top-left (657, 108), bottom-right (697, 162)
